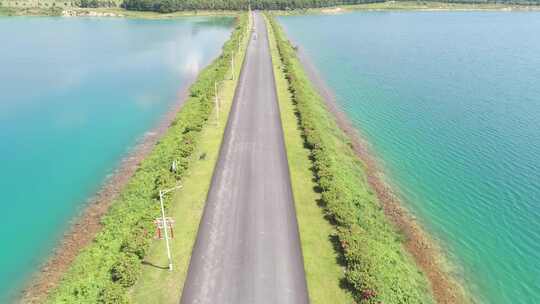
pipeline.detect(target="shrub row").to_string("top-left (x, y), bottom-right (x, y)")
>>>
top-left (121, 0), bottom-right (540, 13)
top-left (47, 14), bottom-right (248, 303)
top-left (267, 15), bottom-right (435, 304)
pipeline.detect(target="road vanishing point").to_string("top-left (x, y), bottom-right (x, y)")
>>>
top-left (179, 12), bottom-right (310, 304)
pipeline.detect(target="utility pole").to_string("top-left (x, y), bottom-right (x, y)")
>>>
top-left (158, 184), bottom-right (182, 271)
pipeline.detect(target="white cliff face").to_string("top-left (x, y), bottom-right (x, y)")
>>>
top-left (62, 9), bottom-right (124, 17)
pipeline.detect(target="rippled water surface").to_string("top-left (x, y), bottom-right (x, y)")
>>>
top-left (279, 12), bottom-right (540, 303)
top-left (0, 16), bottom-right (232, 302)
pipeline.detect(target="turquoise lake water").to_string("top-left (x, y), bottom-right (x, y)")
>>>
top-left (279, 12), bottom-right (540, 303)
top-left (0, 16), bottom-right (232, 302)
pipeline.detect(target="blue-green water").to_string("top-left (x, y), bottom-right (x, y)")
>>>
top-left (280, 12), bottom-right (540, 303)
top-left (0, 16), bottom-right (232, 302)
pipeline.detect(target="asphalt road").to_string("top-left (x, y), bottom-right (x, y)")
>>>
top-left (179, 12), bottom-right (309, 304)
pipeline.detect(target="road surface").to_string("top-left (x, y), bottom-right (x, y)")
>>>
top-left (180, 12), bottom-right (309, 304)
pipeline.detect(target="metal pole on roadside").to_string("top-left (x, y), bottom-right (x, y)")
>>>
top-left (158, 184), bottom-right (182, 271)
top-left (158, 190), bottom-right (173, 271)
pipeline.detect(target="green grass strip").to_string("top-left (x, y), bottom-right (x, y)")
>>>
top-left (266, 13), bottom-right (435, 304)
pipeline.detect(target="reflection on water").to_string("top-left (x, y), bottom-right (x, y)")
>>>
top-left (0, 16), bottom-right (232, 302)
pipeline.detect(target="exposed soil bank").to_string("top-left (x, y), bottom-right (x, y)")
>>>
top-left (19, 76), bottom-right (195, 303)
top-left (295, 47), bottom-right (467, 304)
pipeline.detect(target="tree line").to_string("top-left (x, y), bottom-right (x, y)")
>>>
top-left (120, 0), bottom-right (539, 12)
top-left (79, 0), bottom-right (118, 8)
top-left (121, 0), bottom-right (384, 13)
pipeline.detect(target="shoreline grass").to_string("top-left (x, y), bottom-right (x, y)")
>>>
top-left (265, 14), bottom-right (355, 304)
top-left (128, 13), bottom-right (251, 303)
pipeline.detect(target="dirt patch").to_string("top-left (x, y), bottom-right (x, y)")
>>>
top-left (19, 76), bottom-right (195, 304)
top-left (296, 48), bottom-right (467, 304)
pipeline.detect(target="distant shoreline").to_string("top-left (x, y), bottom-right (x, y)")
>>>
top-left (293, 43), bottom-right (470, 303)
top-left (2, 1), bottom-right (540, 18)
top-left (0, 7), bottom-right (237, 18)
top-left (19, 75), bottom-right (196, 303)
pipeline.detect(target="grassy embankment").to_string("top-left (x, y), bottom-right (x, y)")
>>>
top-left (0, 5), bottom-right (62, 15)
top-left (127, 12), bottom-right (252, 304)
top-left (265, 14), bottom-right (354, 304)
top-left (267, 14), bottom-right (435, 304)
top-left (45, 13), bottom-right (248, 304)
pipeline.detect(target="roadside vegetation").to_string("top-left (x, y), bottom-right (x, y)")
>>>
top-left (45, 14), bottom-right (248, 304)
top-left (265, 15), bottom-right (355, 304)
top-left (267, 13), bottom-right (435, 304)
top-left (128, 13), bottom-right (251, 304)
